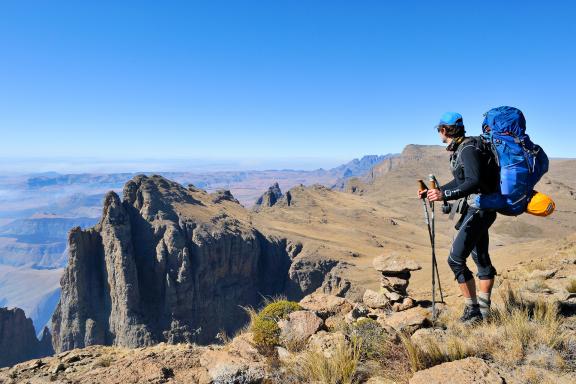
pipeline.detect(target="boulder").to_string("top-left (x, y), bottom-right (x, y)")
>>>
top-left (208, 364), bottom-right (265, 384)
top-left (409, 357), bottom-right (504, 384)
top-left (299, 293), bottom-right (353, 319)
top-left (200, 333), bottom-right (267, 383)
top-left (367, 377), bottom-right (397, 384)
top-left (275, 346), bottom-right (291, 362)
top-left (373, 253), bottom-right (421, 274)
top-left (345, 303), bottom-right (371, 322)
top-left (392, 297), bottom-right (415, 312)
top-left (307, 331), bottom-right (347, 358)
top-left (324, 315), bottom-right (346, 331)
top-left (380, 306), bottom-right (430, 334)
top-left (410, 328), bottom-right (448, 347)
top-left (278, 311), bottom-right (323, 346)
top-left (381, 287), bottom-right (403, 302)
top-left (363, 289), bottom-right (390, 309)
top-left (380, 275), bottom-right (410, 293)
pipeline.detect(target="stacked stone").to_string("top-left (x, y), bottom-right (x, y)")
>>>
top-left (371, 253), bottom-right (422, 312)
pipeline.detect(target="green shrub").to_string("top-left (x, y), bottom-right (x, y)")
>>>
top-left (251, 316), bottom-right (280, 353)
top-left (250, 299), bottom-right (301, 354)
top-left (259, 300), bottom-right (302, 321)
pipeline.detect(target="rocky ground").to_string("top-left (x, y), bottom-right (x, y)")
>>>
top-left (2, 235), bottom-right (574, 383)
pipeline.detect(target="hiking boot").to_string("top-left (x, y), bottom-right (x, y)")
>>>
top-left (459, 304), bottom-right (483, 324)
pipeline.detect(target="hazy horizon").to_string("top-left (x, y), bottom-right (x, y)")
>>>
top-left (0, 154), bottom-right (387, 175)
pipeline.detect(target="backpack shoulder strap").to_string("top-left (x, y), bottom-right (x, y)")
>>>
top-left (454, 136), bottom-right (479, 159)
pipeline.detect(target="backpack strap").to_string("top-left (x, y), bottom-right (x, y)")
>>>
top-left (451, 136), bottom-right (481, 170)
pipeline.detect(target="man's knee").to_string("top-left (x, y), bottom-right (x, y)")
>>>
top-left (448, 255), bottom-right (474, 283)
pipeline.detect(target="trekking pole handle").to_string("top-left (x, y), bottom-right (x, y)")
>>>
top-left (418, 180), bottom-right (428, 199)
top-left (429, 174), bottom-right (450, 208)
top-left (428, 174), bottom-right (440, 190)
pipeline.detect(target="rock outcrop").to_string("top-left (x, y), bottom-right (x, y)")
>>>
top-left (0, 307), bottom-right (53, 368)
top-left (409, 357), bottom-right (505, 384)
top-left (51, 175), bottom-right (297, 352)
top-left (253, 182), bottom-right (283, 210)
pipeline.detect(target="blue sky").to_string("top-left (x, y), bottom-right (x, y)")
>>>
top-left (0, 1), bottom-right (574, 170)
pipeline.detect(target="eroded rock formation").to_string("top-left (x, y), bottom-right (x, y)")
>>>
top-left (253, 182), bottom-right (283, 210)
top-left (51, 175), bottom-right (296, 352)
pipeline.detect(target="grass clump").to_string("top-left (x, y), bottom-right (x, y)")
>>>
top-left (526, 280), bottom-right (551, 293)
top-left (426, 285), bottom-right (573, 371)
top-left (399, 332), bottom-right (471, 373)
top-left (342, 318), bottom-right (412, 382)
top-left (566, 279), bottom-right (576, 294)
top-left (286, 338), bottom-right (362, 384)
top-left (93, 355), bottom-right (113, 368)
top-left (398, 283), bottom-right (573, 378)
top-left (348, 318), bottom-right (389, 360)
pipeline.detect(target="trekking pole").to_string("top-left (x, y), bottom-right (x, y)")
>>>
top-left (418, 180), bottom-right (438, 320)
top-left (417, 179), bottom-right (431, 228)
top-left (428, 175), bottom-right (445, 305)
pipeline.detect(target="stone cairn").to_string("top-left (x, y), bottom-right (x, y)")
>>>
top-left (364, 253), bottom-right (422, 312)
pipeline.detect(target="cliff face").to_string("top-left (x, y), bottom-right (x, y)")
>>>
top-left (51, 175), bottom-right (293, 352)
top-left (253, 182), bottom-right (283, 211)
top-left (0, 307), bottom-right (53, 368)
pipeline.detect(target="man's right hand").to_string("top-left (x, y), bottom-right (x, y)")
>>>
top-left (427, 188), bottom-right (444, 202)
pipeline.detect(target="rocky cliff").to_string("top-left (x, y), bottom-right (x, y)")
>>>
top-left (0, 307), bottom-right (53, 367)
top-left (51, 175), bottom-right (298, 352)
top-left (252, 182), bottom-right (283, 211)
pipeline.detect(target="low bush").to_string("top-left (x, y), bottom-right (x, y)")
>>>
top-left (251, 316), bottom-right (280, 354)
top-left (259, 300), bottom-right (302, 321)
top-left (250, 299), bottom-right (302, 354)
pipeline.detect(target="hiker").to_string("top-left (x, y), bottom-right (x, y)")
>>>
top-left (422, 112), bottom-right (500, 323)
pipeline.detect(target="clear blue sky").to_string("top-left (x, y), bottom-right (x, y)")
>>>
top-left (0, 1), bottom-right (574, 167)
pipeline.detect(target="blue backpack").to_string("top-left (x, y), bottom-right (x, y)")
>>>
top-left (473, 106), bottom-right (549, 216)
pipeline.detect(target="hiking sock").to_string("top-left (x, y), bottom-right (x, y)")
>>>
top-left (464, 297), bottom-right (478, 307)
top-left (478, 292), bottom-right (491, 319)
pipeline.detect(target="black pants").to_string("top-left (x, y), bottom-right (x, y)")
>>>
top-left (448, 207), bottom-right (497, 283)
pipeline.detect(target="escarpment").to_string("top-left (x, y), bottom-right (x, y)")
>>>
top-left (51, 175), bottom-right (301, 352)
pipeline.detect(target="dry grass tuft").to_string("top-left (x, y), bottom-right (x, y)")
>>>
top-left (526, 280), bottom-right (551, 293)
top-left (93, 355), bottom-right (113, 368)
top-left (285, 338), bottom-right (362, 384)
top-left (396, 282), bottom-right (574, 381)
top-left (521, 259), bottom-right (549, 273)
top-left (427, 285), bottom-right (573, 370)
top-left (399, 332), bottom-right (472, 373)
top-left (566, 279), bottom-right (576, 294)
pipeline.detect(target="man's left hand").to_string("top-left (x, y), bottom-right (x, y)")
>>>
top-left (427, 188), bottom-right (443, 202)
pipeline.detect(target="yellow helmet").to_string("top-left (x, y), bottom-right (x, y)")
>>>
top-left (526, 191), bottom-right (555, 217)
